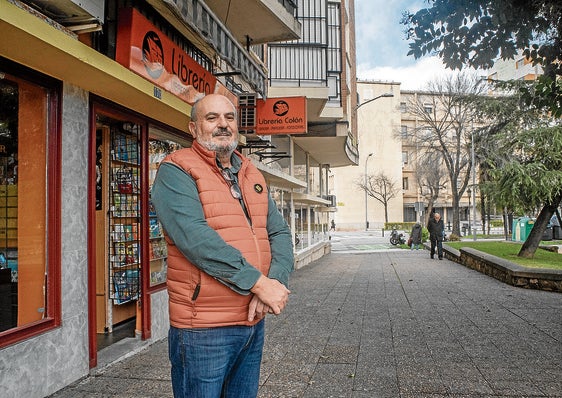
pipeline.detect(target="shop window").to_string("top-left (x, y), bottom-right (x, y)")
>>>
top-left (0, 60), bottom-right (61, 346)
top-left (147, 131), bottom-right (187, 287)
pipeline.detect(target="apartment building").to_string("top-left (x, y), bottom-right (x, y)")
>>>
top-left (333, 80), bottom-right (477, 232)
top-left (0, 0), bottom-right (358, 396)
top-left (261, 0), bottom-right (359, 265)
top-left (488, 50), bottom-right (544, 81)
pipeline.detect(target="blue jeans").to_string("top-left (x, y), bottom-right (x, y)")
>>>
top-left (169, 320), bottom-right (265, 398)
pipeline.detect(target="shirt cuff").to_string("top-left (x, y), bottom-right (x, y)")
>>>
top-left (218, 260), bottom-right (263, 294)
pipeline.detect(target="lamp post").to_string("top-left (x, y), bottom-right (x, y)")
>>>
top-left (466, 188), bottom-right (472, 235)
top-left (364, 153), bottom-right (373, 231)
top-left (356, 92), bottom-right (393, 232)
top-left (355, 93), bottom-right (394, 111)
top-left (471, 129), bottom-right (477, 241)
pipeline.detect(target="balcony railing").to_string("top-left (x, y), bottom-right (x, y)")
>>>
top-left (163, 0), bottom-right (267, 96)
top-left (278, 0), bottom-right (298, 16)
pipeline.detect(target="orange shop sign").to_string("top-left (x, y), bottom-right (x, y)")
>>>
top-left (256, 97), bottom-right (307, 135)
top-left (116, 8), bottom-right (217, 104)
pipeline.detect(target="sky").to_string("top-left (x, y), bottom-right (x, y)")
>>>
top-left (354, 0), bottom-right (455, 90)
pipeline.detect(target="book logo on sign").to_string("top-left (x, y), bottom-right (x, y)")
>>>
top-left (142, 31), bottom-right (164, 79)
top-left (273, 100), bottom-right (289, 116)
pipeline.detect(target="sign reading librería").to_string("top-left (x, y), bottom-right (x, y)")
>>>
top-left (116, 8), bottom-right (217, 105)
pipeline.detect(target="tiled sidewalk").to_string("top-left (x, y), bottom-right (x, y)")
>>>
top-left (51, 249), bottom-right (562, 397)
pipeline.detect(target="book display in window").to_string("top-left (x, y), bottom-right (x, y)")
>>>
top-left (147, 138), bottom-right (183, 286)
top-left (109, 125), bottom-right (141, 304)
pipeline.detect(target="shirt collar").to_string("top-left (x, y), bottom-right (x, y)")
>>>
top-left (216, 153), bottom-right (241, 173)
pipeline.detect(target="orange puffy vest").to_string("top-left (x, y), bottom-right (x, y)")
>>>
top-left (163, 141), bottom-right (272, 328)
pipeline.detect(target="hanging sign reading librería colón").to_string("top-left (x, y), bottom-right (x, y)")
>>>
top-left (256, 97), bottom-right (307, 135)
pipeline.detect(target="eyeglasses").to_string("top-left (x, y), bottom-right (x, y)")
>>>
top-left (221, 169), bottom-right (242, 200)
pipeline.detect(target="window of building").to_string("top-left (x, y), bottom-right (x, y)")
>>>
top-left (400, 102), bottom-right (407, 113)
top-left (423, 103), bottom-right (433, 114)
top-left (403, 206), bottom-right (416, 222)
top-left (327, 2), bottom-right (342, 104)
top-left (402, 151), bottom-right (409, 165)
top-left (401, 125), bottom-right (408, 138)
top-left (0, 58), bottom-right (61, 347)
top-left (403, 177), bottom-right (409, 190)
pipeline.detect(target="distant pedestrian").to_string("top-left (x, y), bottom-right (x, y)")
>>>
top-left (428, 212), bottom-right (445, 259)
top-left (330, 219), bottom-right (336, 231)
top-left (409, 222), bottom-right (422, 250)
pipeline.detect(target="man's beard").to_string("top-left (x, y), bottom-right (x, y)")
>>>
top-left (198, 133), bottom-right (238, 157)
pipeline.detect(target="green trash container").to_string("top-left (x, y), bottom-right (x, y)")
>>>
top-left (512, 217), bottom-right (534, 241)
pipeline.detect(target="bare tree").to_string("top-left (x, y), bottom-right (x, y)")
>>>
top-left (357, 172), bottom-right (400, 223)
top-left (404, 72), bottom-right (486, 236)
top-left (415, 151), bottom-right (448, 227)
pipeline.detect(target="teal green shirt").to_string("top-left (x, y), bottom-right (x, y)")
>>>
top-left (151, 157), bottom-right (293, 295)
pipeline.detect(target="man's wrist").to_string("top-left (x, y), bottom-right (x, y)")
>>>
top-left (250, 274), bottom-right (266, 294)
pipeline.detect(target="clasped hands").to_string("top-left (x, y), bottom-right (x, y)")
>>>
top-left (248, 275), bottom-right (290, 321)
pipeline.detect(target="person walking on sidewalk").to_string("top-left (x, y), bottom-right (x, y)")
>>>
top-left (151, 94), bottom-right (294, 398)
top-left (409, 222), bottom-right (422, 250)
top-left (428, 212), bottom-right (445, 259)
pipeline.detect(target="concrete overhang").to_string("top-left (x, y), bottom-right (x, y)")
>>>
top-left (292, 192), bottom-right (331, 206)
top-left (292, 135), bottom-right (353, 167)
top-left (0, 0), bottom-right (189, 132)
top-left (252, 160), bottom-right (307, 190)
top-left (205, 0), bottom-right (301, 45)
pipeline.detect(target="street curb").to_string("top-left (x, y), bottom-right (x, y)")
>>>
top-left (442, 244), bottom-right (562, 293)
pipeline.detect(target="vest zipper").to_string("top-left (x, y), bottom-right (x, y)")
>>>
top-left (251, 228), bottom-right (263, 269)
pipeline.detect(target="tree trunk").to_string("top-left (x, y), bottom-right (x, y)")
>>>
top-left (502, 207), bottom-right (511, 240)
top-left (518, 197), bottom-right (562, 258)
top-left (424, 199), bottom-right (435, 228)
top-left (451, 194), bottom-right (461, 236)
top-left (480, 194), bottom-right (487, 235)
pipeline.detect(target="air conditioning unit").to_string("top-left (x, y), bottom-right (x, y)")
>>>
top-left (24, 0), bottom-right (104, 31)
top-left (238, 93), bottom-right (257, 134)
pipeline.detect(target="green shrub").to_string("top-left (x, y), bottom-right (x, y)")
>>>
top-left (421, 227), bottom-right (429, 242)
top-left (490, 219), bottom-right (504, 228)
top-left (384, 222), bottom-right (417, 231)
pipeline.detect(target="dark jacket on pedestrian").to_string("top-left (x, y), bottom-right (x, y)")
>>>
top-left (410, 223), bottom-right (422, 244)
top-left (428, 217), bottom-right (445, 241)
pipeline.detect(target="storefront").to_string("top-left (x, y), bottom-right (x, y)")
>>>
top-left (0, 2), bottom-right (333, 396)
top-left (89, 98), bottom-right (192, 357)
top-left (0, 2), bottom-right (214, 395)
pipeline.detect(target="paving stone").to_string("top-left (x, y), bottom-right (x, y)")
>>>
top-left (50, 234), bottom-right (562, 398)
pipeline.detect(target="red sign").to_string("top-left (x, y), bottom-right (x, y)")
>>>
top-left (116, 8), bottom-right (217, 104)
top-left (256, 97), bottom-right (307, 135)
